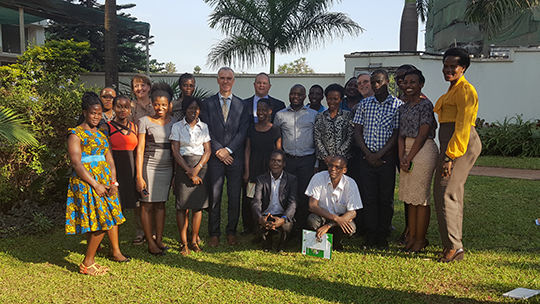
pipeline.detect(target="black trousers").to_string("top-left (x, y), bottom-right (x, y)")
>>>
top-left (241, 183), bottom-right (255, 232)
top-left (307, 213), bottom-right (356, 243)
top-left (254, 217), bottom-right (294, 246)
top-left (284, 153), bottom-right (315, 233)
top-left (357, 151), bottom-right (397, 239)
top-left (207, 157), bottom-right (243, 237)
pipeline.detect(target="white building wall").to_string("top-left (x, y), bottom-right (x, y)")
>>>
top-left (344, 49), bottom-right (540, 123)
top-left (80, 73), bottom-right (347, 107)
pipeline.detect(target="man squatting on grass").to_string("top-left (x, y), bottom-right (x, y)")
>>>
top-left (305, 156), bottom-right (363, 251)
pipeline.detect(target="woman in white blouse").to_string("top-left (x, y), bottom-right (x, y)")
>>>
top-left (170, 96), bottom-right (211, 255)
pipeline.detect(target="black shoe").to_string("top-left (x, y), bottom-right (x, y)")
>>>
top-left (262, 237), bottom-right (272, 252)
top-left (377, 238), bottom-right (389, 250)
top-left (363, 236), bottom-right (377, 250)
top-left (240, 229), bottom-right (253, 236)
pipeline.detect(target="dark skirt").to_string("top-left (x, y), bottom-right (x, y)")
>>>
top-left (112, 150), bottom-right (138, 209)
top-left (174, 155), bottom-right (209, 210)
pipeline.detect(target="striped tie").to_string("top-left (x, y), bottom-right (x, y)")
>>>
top-left (222, 97), bottom-right (229, 122)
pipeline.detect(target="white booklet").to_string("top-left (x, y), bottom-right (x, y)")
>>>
top-left (301, 229), bottom-right (333, 259)
top-left (502, 288), bottom-right (540, 299)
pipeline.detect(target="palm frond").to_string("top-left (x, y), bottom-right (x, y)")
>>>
top-left (207, 35), bottom-right (269, 70)
top-left (0, 108), bottom-right (38, 146)
top-left (416, 0), bottom-right (429, 22)
top-left (465, 0), bottom-right (540, 38)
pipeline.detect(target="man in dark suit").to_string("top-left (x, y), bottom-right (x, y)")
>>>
top-left (202, 67), bottom-right (250, 247)
top-left (252, 150), bottom-right (297, 252)
top-left (244, 72), bottom-right (286, 125)
top-left (240, 72), bottom-right (286, 236)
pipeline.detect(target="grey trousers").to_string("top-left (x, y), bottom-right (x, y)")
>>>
top-left (433, 123), bottom-right (481, 249)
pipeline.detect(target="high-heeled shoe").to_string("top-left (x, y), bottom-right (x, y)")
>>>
top-left (437, 248), bottom-right (464, 262)
top-left (408, 239), bottom-right (429, 254)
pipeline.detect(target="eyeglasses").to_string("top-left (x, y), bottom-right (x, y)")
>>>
top-left (101, 95), bottom-right (114, 99)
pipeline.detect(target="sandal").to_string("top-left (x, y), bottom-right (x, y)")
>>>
top-left (79, 263), bottom-right (109, 276)
top-left (132, 235), bottom-right (146, 245)
top-left (180, 245), bottom-right (191, 256)
top-left (188, 243), bottom-right (202, 253)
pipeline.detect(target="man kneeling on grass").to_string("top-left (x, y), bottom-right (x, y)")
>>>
top-left (251, 150), bottom-right (297, 252)
top-left (305, 156), bottom-right (363, 251)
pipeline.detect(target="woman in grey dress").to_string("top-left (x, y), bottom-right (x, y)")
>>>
top-left (170, 96), bottom-right (211, 255)
top-left (136, 89), bottom-right (178, 256)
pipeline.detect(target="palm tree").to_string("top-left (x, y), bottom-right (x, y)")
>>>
top-left (204, 0), bottom-right (363, 74)
top-left (104, 0), bottom-right (118, 88)
top-left (399, 0), bottom-right (429, 51)
top-left (0, 108), bottom-right (37, 146)
top-left (465, 0), bottom-right (540, 39)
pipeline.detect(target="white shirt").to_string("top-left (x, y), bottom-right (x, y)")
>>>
top-left (264, 171), bottom-right (285, 215)
top-left (305, 171), bottom-right (362, 216)
top-left (169, 118), bottom-right (211, 156)
top-left (253, 94), bottom-right (268, 123)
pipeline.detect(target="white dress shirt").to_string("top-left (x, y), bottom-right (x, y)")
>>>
top-left (169, 118), bottom-right (211, 156)
top-left (305, 171), bottom-right (363, 215)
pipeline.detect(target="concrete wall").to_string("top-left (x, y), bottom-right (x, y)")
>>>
top-left (344, 49), bottom-right (540, 123)
top-left (80, 73), bottom-right (346, 107)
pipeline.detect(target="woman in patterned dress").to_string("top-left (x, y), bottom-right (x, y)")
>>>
top-left (314, 83), bottom-right (354, 171)
top-left (397, 70), bottom-right (438, 253)
top-left (66, 92), bottom-right (128, 276)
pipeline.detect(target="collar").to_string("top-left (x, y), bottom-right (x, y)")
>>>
top-left (286, 105), bottom-right (307, 112)
top-left (325, 171), bottom-right (345, 191)
top-left (218, 93), bottom-right (232, 101)
top-left (270, 171), bottom-right (284, 182)
top-left (180, 117), bottom-right (201, 127)
top-left (367, 94), bottom-right (394, 105)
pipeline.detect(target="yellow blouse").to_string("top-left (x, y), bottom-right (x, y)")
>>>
top-left (433, 76), bottom-right (478, 159)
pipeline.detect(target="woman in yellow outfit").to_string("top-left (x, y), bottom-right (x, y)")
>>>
top-left (66, 92), bottom-right (128, 275)
top-left (433, 47), bottom-right (482, 263)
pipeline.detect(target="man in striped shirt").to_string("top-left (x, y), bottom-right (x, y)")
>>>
top-left (353, 70), bottom-right (403, 250)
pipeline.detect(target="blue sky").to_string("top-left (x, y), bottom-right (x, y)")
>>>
top-left (121, 0), bottom-right (426, 74)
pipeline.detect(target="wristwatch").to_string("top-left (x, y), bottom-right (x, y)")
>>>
top-left (444, 156), bottom-right (453, 162)
top-left (112, 181), bottom-right (119, 186)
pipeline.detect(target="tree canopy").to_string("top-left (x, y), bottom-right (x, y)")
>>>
top-left (46, 0), bottom-right (162, 73)
top-left (204, 0), bottom-right (362, 74)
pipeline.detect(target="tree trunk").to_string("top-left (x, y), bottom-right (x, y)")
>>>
top-left (399, 0), bottom-right (418, 52)
top-left (270, 50), bottom-right (275, 74)
top-left (104, 0), bottom-right (118, 88)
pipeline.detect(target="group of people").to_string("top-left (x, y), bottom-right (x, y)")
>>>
top-left (65, 47), bottom-right (481, 276)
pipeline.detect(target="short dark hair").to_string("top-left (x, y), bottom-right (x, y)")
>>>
top-left (270, 149), bottom-right (286, 160)
top-left (291, 84), bottom-right (306, 92)
top-left (178, 73), bottom-right (195, 87)
top-left (151, 90), bottom-right (171, 103)
top-left (396, 64), bottom-right (417, 72)
top-left (151, 82), bottom-right (174, 101)
top-left (371, 69), bottom-right (389, 80)
top-left (112, 94), bottom-right (131, 107)
top-left (345, 76), bottom-right (357, 87)
top-left (257, 98), bottom-right (273, 109)
top-left (309, 84), bottom-right (323, 93)
top-left (324, 83), bottom-right (345, 99)
top-left (81, 91), bottom-right (102, 111)
top-left (181, 96), bottom-right (203, 115)
top-left (443, 47), bottom-right (470, 71)
top-left (404, 70), bottom-right (426, 85)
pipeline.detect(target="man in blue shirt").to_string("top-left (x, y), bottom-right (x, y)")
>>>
top-left (352, 70), bottom-right (403, 250)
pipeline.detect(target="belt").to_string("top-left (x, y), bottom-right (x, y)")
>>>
top-left (285, 153), bottom-right (313, 159)
top-left (81, 155), bottom-right (106, 163)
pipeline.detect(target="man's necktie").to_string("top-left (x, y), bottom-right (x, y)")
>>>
top-left (222, 97), bottom-right (229, 122)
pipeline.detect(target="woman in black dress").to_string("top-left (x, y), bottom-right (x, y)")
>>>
top-left (243, 98), bottom-right (282, 219)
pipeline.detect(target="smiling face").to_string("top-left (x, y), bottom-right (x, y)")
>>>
top-left (308, 87), bottom-right (323, 106)
top-left (185, 100), bottom-right (200, 123)
top-left (328, 157), bottom-right (347, 181)
top-left (133, 79), bottom-right (150, 100)
top-left (152, 96), bottom-right (169, 118)
top-left (180, 78), bottom-right (195, 97)
top-left (217, 69), bottom-right (235, 95)
top-left (443, 56), bottom-right (466, 84)
top-left (254, 74), bottom-right (271, 98)
top-left (256, 101), bottom-right (272, 123)
top-left (289, 86), bottom-right (306, 109)
top-left (345, 78), bottom-right (359, 98)
top-left (326, 91), bottom-right (342, 111)
top-left (83, 104), bottom-right (103, 128)
top-left (371, 73), bottom-right (389, 96)
top-left (100, 88), bottom-right (116, 111)
top-left (402, 74), bottom-right (424, 98)
top-left (269, 152), bottom-right (285, 175)
top-left (113, 98), bottom-right (131, 120)
top-left (357, 74), bottom-right (373, 97)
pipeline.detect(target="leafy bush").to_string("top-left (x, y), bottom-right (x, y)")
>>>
top-left (475, 115), bottom-right (540, 157)
top-left (0, 40), bottom-right (92, 212)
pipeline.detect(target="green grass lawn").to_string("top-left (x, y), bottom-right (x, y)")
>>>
top-left (1, 175), bottom-right (540, 303)
top-left (475, 156), bottom-right (540, 170)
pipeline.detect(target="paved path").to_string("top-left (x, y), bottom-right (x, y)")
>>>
top-left (469, 166), bottom-right (540, 180)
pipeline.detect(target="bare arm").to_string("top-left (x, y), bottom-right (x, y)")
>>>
top-left (135, 132), bottom-right (147, 195)
top-left (402, 124), bottom-right (431, 172)
top-left (104, 143), bottom-right (118, 196)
